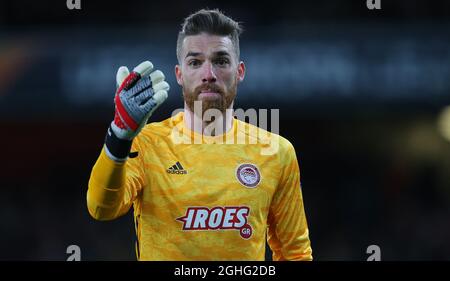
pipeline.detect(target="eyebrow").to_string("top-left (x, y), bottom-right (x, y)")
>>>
top-left (185, 50), bottom-right (231, 59)
top-left (185, 52), bottom-right (202, 59)
top-left (214, 51), bottom-right (231, 57)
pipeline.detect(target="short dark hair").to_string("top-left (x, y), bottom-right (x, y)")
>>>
top-left (176, 9), bottom-right (243, 63)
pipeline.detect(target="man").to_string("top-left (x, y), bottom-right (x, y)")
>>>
top-left (87, 9), bottom-right (312, 261)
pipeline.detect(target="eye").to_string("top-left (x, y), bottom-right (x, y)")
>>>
top-left (188, 59), bottom-right (201, 67)
top-left (214, 57), bottom-right (230, 66)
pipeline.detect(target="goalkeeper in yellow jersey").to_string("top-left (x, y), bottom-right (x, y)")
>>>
top-left (87, 9), bottom-right (312, 261)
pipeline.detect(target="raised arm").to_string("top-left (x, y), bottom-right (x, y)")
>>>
top-left (86, 61), bottom-right (169, 220)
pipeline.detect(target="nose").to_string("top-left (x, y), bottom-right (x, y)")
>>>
top-left (201, 61), bottom-right (217, 83)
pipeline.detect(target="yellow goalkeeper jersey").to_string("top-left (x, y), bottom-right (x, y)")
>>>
top-left (87, 112), bottom-right (312, 261)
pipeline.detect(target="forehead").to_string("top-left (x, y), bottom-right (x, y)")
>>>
top-left (181, 33), bottom-right (234, 57)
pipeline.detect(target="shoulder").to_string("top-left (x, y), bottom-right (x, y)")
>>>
top-left (235, 118), bottom-right (296, 157)
top-left (137, 112), bottom-right (183, 141)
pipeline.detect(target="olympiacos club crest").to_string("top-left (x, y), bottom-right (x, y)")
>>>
top-left (236, 163), bottom-right (261, 188)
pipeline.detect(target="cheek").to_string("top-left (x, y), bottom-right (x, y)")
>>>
top-left (182, 68), bottom-right (199, 83)
top-left (216, 69), bottom-right (233, 83)
top-left (180, 69), bottom-right (192, 87)
top-left (223, 71), bottom-right (238, 88)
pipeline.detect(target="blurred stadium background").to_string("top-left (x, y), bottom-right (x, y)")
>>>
top-left (1, 0), bottom-right (450, 260)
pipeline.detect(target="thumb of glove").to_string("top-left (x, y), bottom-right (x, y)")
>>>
top-left (116, 66), bottom-right (130, 87)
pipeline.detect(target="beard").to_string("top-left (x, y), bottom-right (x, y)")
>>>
top-left (183, 82), bottom-right (236, 117)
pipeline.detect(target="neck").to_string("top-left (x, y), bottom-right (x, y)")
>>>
top-left (184, 102), bottom-right (234, 136)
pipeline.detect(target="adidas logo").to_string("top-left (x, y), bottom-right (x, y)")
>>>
top-left (167, 161), bottom-right (188, 174)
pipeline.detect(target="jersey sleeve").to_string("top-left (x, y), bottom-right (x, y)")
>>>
top-left (86, 138), bottom-right (146, 221)
top-left (267, 139), bottom-right (313, 261)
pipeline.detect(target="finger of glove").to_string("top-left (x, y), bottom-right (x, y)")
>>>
top-left (141, 90), bottom-right (168, 113)
top-left (149, 70), bottom-right (165, 85)
top-left (116, 66), bottom-right (130, 87)
top-left (152, 81), bottom-right (170, 93)
top-left (153, 90), bottom-right (168, 105)
top-left (132, 76), bottom-right (167, 104)
top-left (133, 61), bottom-right (154, 77)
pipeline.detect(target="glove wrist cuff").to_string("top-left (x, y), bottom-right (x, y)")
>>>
top-left (104, 124), bottom-right (133, 162)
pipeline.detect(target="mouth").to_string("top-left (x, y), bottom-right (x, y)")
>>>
top-left (197, 86), bottom-right (223, 99)
top-left (198, 91), bottom-right (221, 99)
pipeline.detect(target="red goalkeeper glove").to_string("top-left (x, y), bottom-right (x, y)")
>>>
top-left (104, 61), bottom-right (169, 162)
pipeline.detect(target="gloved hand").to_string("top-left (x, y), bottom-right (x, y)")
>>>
top-left (112, 61), bottom-right (169, 140)
top-left (105, 61), bottom-right (169, 162)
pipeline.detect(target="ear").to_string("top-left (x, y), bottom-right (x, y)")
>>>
top-left (237, 61), bottom-right (245, 83)
top-left (175, 64), bottom-right (183, 86)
